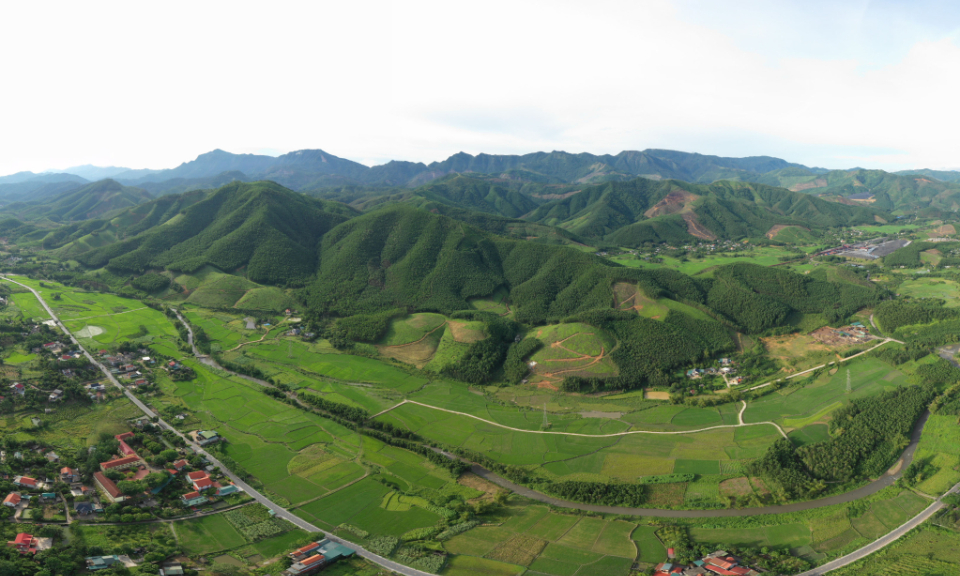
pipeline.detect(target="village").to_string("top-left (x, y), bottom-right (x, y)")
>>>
top-left (654, 549), bottom-right (765, 576)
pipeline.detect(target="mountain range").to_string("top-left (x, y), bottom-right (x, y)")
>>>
top-left (6, 147), bottom-right (960, 218)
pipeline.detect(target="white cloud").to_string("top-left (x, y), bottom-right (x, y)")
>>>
top-left (2, 0), bottom-right (960, 174)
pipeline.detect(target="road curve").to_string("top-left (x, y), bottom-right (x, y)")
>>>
top-left (3, 277), bottom-right (436, 576)
top-left (465, 409), bottom-right (930, 518)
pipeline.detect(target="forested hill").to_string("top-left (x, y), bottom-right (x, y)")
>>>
top-left (522, 178), bottom-right (883, 245)
top-left (754, 168), bottom-right (960, 214)
top-left (0, 179), bottom-right (152, 222)
top-left (71, 181), bottom-right (357, 285)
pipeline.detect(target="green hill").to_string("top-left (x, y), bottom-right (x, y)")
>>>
top-left (0, 179), bottom-right (152, 222)
top-left (523, 178), bottom-right (882, 245)
top-left (755, 168), bottom-right (960, 214)
top-left (74, 181), bottom-right (357, 285)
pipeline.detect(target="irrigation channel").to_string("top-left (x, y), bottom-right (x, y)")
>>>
top-left (13, 274), bottom-right (951, 575)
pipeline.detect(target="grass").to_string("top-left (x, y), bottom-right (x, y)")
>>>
top-left (744, 357), bottom-right (910, 427)
top-left (690, 523), bottom-right (811, 549)
top-left (898, 278), bottom-right (960, 306)
top-left (178, 514), bottom-right (247, 555)
top-left (442, 555), bottom-right (525, 576)
top-left (633, 525), bottom-right (666, 564)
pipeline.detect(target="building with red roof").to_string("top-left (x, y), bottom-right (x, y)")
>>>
top-left (186, 470), bottom-right (207, 481)
top-left (100, 455), bottom-right (141, 471)
top-left (181, 491), bottom-right (207, 507)
top-left (12, 476), bottom-right (36, 489)
top-left (3, 493), bottom-right (21, 507)
top-left (115, 432), bottom-right (135, 441)
top-left (93, 472), bottom-right (123, 503)
top-left (118, 441), bottom-right (137, 456)
top-left (7, 533), bottom-right (38, 554)
top-left (171, 459), bottom-right (188, 471)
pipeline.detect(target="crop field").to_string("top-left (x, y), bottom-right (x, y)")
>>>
top-left (182, 307), bottom-right (265, 351)
top-left (377, 401), bottom-right (778, 487)
top-left (178, 515), bottom-right (247, 555)
top-left (898, 277), bottom-right (960, 306)
top-left (73, 523), bottom-right (174, 553)
top-left (743, 357), bottom-right (910, 430)
top-left (27, 398), bottom-right (142, 449)
top-left (381, 313), bottom-right (448, 346)
top-left (607, 246), bottom-right (808, 275)
top-left (690, 523), bottom-right (811, 549)
top-left (240, 340), bottom-right (428, 392)
top-left (157, 360), bottom-right (365, 501)
top-left (444, 507), bottom-right (636, 576)
top-left (912, 415), bottom-right (960, 495)
top-left (831, 526), bottom-right (960, 575)
top-left (376, 313), bottom-right (449, 367)
top-left (296, 477), bottom-right (439, 536)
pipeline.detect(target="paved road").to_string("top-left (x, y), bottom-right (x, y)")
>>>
top-left (4, 277), bottom-right (428, 576)
top-left (795, 481), bottom-right (960, 575)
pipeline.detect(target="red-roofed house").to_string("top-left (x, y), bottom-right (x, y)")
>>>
top-left (181, 491), bottom-right (207, 507)
top-left (706, 558), bottom-right (736, 571)
top-left (193, 477), bottom-right (214, 492)
top-left (100, 455), bottom-right (141, 471)
top-left (8, 383), bottom-right (24, 396)
top-left (186, 471), bottom-right (207, 481)
top-left (729, 567), bottom-right (750, 576)
top-left (172, 459), bottom-right (188, 471)
top-left (60, 467), bottom-right (79, 483)
top-left (290, 541), bottom-right (321, 562)
top-left (118, 441), bottom-right (137, 456)
top-left (115, 432), bottom-right (135, 441)
top-left (3, 493), bottom-right (21, 507)
top-left (704, 566), bottom-right (737, 576)
top-left (93, 472), bottom-right (123, 503)
top-left (12, 476), bottom-right (36, 489)
top-left (7, 533), bottom-right (38, 554)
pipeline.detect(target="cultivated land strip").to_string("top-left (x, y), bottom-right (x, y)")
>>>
top-left (375, 399), bottom-right (789, 438)
top-left (2, 276), bottom-right (435, 576)
top-left (795, 480), bottom-right (960, 575)
top-left (746, 337), bottom-right (901, 392)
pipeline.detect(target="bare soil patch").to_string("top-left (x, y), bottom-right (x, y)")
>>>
top-left (644, 391), bottom-right (670, 400)
top-left (644, 483), bottom-right (687, 507)
top-left (789, 178), bottom-right (828, 192)
top-left (766, 224), bottom-right (809, 240)
top-left (934, 224), bottom-right (956, 236)
top-left (643, 189), bottom-right (699, 218)
top-left (749, 477), bottom-right (770, 496)
top-left (682, 212), bottom-right (717, 240)
top-left (719, 477), bottom-right (753, 497)
top-left (448, 321), bottom-right (486, 343)
top-left (459, 472), bottom-right (504, 499)
top-left (580, 411), bottom-right (623, 419)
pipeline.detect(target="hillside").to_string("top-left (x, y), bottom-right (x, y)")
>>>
top-left (73, 181), bottom-right (357, 285)
top-left (756, 168), bottom-right (960, 214)
top-left (0, 179), bottom-right (151, 221)
top-left (523, 178), bottom-right (883, 245)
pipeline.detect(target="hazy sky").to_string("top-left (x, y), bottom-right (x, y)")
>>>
top-left (4, 0), bottom-right (960, 175)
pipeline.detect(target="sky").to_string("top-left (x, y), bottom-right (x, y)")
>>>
top-left (3, 0), bottom-right (960, 175)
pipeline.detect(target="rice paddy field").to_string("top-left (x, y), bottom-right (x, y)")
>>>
top-left (607, 245), bottom-right (810, 276)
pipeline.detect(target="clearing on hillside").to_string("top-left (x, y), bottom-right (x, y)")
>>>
top-left (377, 314), bottom-right (449, 369)
top-left (526, 323), bottom-right (617, 387)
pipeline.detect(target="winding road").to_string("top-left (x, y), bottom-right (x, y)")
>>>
top-left (12, 275), bottom-right (950, 575)
top-left (3, 276), bottom-right (436, 576)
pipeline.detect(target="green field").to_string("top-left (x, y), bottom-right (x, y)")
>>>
top-left (607, 246), bottom-right (808, 275)
top-left (179, 515), bottom-right (247, 555)
top-left (743, 357), bottom-right (911, 430)
top-left (898, 277), bottom-right (960, 306)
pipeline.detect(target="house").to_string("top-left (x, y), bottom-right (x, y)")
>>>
top-left (180, 491), bottom-right (207, 507)
top-left (289, 541), bottom-right (322, 562)
top-left (45, 451), bottom-right (59, 462)
top-left (216, 483), bottom-right (241, 497)
top-left (191, 430), bottom-right (221, 446)
top-left (3, 493), bottom-right (21, 507)
top-left (159, 562), bottom-right (185, 576)
top-left (187, 471), bottom-right (213, 492)
top-left (7, 533), bottom-right (39, 554)
top-left (171, 459), bottom-right (188, 472)
top-left (86, 555), bottom-right (122, 570)
top-left (283, 539), bottom-right (355, 575)
top-left (41, 492), bottom-right (57, 500)
top-left (93, 472), bottom-right (123, 503)
top-left (118, 441), bottom-right (137, 457)
top-left (48, 389), bottom-right (63, 402)
top-left (74, 501), bottom-right (96, 515)
top-left (115, 432), bottom-right (135, 441)
top-left (100, 455), bottom-right (141, 472)
top-left (13, 476), bottom-right (37, 489)
top-left (719, 358), bottom-right (731, 366)
top-left (133, 379), bottom-right (148, 387)
top-left (686, 369), bottom-right (703, 379)
top-left (9, 382), bottom-right (24, 396)
top-left (61, 467), bottom-right (80, 482)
